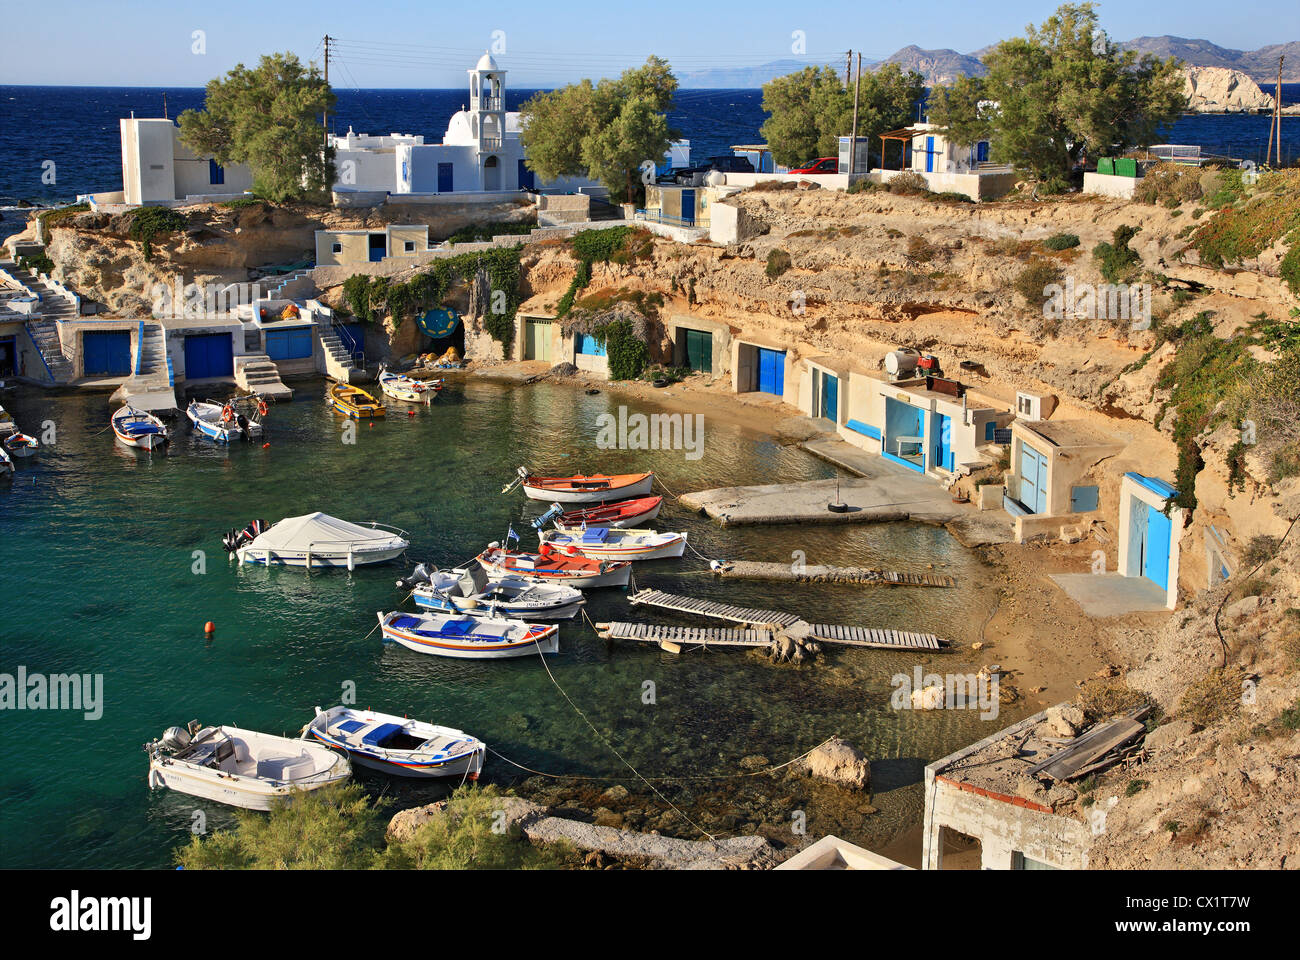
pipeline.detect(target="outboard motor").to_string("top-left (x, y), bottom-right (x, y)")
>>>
top-left (529, 503), bottom-right (564, 530)
top-left (236, 412), bottom-right (251, 441)
top-left (395, 562), bottom-right (434, 591)
top-left (160, 726), bottom-right (192, 753)
top-left (222, 519), bottom-right (269, 554)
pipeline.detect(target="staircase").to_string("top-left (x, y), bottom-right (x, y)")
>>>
top-left (318, 324), bottom-right (360, 383)
top-left (2, 261), bottom-right (77, 384)
top-left (113, 321), bottom-right (178, 413)
top-left (264, 268), bottom-right (316, 301)
top-left (234, 353), bottom-right (293, 400)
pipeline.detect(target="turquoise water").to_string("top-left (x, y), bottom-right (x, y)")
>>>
top-left (0, 378), bottom-right (1024, 868)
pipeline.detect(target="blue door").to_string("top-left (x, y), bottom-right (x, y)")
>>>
top-left (934, 413), bottom-right (953, 471)
top-left (577, 333), bottom-right (606, 356)
top-left (820, 372), bottom-right (838, 421)
top-left (438, 163), bottom-right (454, 193)
top-left (183, 333), bottom-right (233, 379)
top-left (756, 348), bottom-right (784, 396)
top-left (1019, 444), bottom-right (1048, 514)
top-left (1142, 503), bottom-right (1172, 589)
top-left (264, 327), bottom-right (313, 361)
top-left (83, 331), bottom-right (132, 376)
top-left (368, 234), bottom-right (386, 262)
top-left (976, 141), bottom-right (989, 163)
top-left (679, 189), bottom-right (695, 225)
top-left (925, 136), bottom-right (935, 173)
top-left (518, 159), bottom-right (535, 191)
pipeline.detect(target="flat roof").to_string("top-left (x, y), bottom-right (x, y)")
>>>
top-left (1014, 418), bottom-right (1122, 449)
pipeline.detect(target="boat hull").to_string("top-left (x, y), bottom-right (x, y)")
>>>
top-left (236, 545), bottom-right (408, 567)
top-left (114, 427), bottom-right (167, 450)
top-left (521, 473), bottom-right (654, 504)
top-left (478, 556), bottom-right (631, 589)
top-left (328, 384), bottom-right (386, 419)
top-left (380, 612), bottom-right (559, 659)
top-left (187, 403), bottom-right (262, 443)
top-left (557, 496), bottom-right (662, 529)
top-left (413, 589), bottom-right (585, 621)
top-left (3, 437), bottom-right (37, 458)
top-left (546, 537), bottom-right (687, 561)
top-left (304, 729), bottom-right (484, 780)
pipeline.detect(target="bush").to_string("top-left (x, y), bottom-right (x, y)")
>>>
top-left (1134, 162), bottom-right (1203, 207)
top-left (765, 248), bottom-right (792, 278)
top-left (1013, 259), bottom-right (1064, 310)
top-left (906, 235), bottom-right (937, 264)
top-left (128, 206), bottom-right (187, 261)
top-left (1177, 669), bottom-right (1244, 726)
top-left (933, 190), bottom-right (974, 204)
top-left (887, 171), bottom-right (930, 195)
top-left (597, 317), bottom-right (650, 381)
top-left (1043, 233), bottom-right (1080, 251)
top-left (1092, 224), bottom-right (1142, 284)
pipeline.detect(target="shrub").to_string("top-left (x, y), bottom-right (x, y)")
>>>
top-left (1134, 162), bottom-right (1203, 207)
top-left (765, 248), bottom-right (792, 278)
top-left (127, 206), bottom-right (187, 261)
top-left (1077, 679), bottom-right (1148, 723)
top-left (887, 171), bottom-right (930, 195)
top-left (220, 196), bottom-right (267, 210)
top-left (933, 191), bottom-right (974, 204)
top-left (906, 235), bottom-right (937, 264)
top-left (1043, 233), bottom-right (1080, 251)
top-left (1092, 224), bottom-right (1142, 284)
top-left (597, 317), bottom-right (650, 381)
top-left (1013, 259), bottom-right (1064, 310)
top-left (1177, 669), bottom-right (1244, 726)
top-left (18, 254), bottom-right (54, 274)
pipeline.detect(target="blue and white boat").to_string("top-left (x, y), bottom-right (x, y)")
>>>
top-left (302, 705), bottom-right (485, 780)
top-left (402, 563), bottom-right (585, 620)
top-left (111, 404), bottom-right (169, 450)
top-left (187, 398), bottom-right (264, 443)
top-left (378, 609), bottom-right (559, 659)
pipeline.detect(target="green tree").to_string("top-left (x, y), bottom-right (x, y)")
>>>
top-left (178, 52), bottom-right (336, 203)
top-left (929, 4), bottom-right (1185, 189)
top-left (760, 63), bottom-right (922, 169)
top-left (519, 57), bottom-right (678, 204)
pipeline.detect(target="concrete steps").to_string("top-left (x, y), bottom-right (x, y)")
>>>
top-left (115, 322), bottom-right (178, 412)
top-left (318, 326), bottom-right (359, 383)
top-left (235, 353), bottom-right (293, 400)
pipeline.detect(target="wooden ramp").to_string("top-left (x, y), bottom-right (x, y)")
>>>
top-left (625, 589), bottom-right (947, 650)
top-left (597, 622), bottom-right (774, 647)
top-left (715, 561), bottom-right (955, 587)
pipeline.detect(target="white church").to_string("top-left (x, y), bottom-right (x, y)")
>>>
top-left (116, 52), bottom-right (689, 206)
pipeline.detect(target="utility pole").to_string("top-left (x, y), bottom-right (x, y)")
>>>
top-left (162, 92), bottom-right (168, 120)
top-left (849, 53), bottom-right (862, 179)
top-left (1275, 56), bottom-right (1284, 167)
top-left (323, 34), bottom-right (333, 147)
top-left (845, 51), bottom-right (852, 89)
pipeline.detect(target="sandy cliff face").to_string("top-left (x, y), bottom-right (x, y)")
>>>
top-left (1182, 66), bottom-right (1275, 112)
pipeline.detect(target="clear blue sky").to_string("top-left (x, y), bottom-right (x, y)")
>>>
top-left (2, 0), bottom-right (1297, 87)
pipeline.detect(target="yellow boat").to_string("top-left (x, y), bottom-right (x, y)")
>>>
top-left (328, 381), bottom-right (386, 419)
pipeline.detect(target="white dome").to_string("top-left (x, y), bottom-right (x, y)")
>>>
top-left (475, 51), bottom-right (500, 71)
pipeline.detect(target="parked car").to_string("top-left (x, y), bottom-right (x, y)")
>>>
top-left (704, 155), bottom-right (755, 174)
top-left (789, 157), bottom-right (838, 175)
top-left (656, 167), bottom-right (696, 184)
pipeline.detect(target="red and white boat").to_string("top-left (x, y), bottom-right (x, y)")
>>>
top-left (477, 543), bottom-right (631, 588)
top-left (503, 466), bottom-right (654, 504)
top-left (542, 525), bottom-right (687, 561)
top-left (556, 496), bottom-right (663, 529)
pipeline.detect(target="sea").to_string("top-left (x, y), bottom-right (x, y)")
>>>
top-left (0, 381), bottom-right (1015, 868)
top-left (1, 83), bottom-right (1298, 232)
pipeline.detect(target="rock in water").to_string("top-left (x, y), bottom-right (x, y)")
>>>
top-left (1182, 67), bottom-right (1274, 113)
top-left (798, 737), bottom-right (871, 791)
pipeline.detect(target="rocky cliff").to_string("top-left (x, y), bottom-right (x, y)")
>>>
top-left (1182, 66), bottom-right (1275, 112)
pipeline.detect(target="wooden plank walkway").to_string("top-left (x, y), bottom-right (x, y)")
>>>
top-left (715, 561), bottom-right (955, 587)
top-left (597, 622), bottom-right (774, 647)
top-left (625, 589), bottom-right (947, 650)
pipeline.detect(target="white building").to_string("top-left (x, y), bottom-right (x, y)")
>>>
top-left (873, 122), bottom-right (1015, 201)
top-left (118, 117), bottom-right (254, 206)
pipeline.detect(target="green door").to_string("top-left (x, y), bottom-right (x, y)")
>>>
top-left (683, 328), bottom-right (712, 374)
top-left (525, 319), bottom-right (551, 362)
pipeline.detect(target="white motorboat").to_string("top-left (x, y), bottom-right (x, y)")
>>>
top-left (224, 512), bottom-right (410, 569)
top-left (401, 563), bottom-right (585, 620)
top-left (377, 364), bottom-right (440, 404)
top-left (111, 405), bottom-right (169, 450)
top-left (378, 610), bottom-right (559, 659)
top-left (145, 721), bottom-right (351, 811)
top-left (187, 397), bottom-right (265, 443)
top-left (302, 705), bottom-right (485, 780)
top-left (542, 524), bottom-right (688, 561)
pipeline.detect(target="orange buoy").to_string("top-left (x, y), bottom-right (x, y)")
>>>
top-left (408, 410), bottom-right (416, 417)
top-left (204, 621), bottom-right (215, 635)
top-left (262, 442), bottom-right (270, 449)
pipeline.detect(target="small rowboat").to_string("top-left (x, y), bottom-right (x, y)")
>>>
top-left (187, 398), bottom-right (264, 443)
top-left (405, 563), bottom-right (585, 620)
top-left (477, 544), bottom-right (631, 588)
top-left (145, 721), bottom-right (351, 811)
top-left (378, 610), bottom-right (559, 659)
top-left (2, 431), bottom-right (38, 459)
top-left (543, 525), bottom-right (688, 561)
top-left (377, 364), bottom-right (441, 404)
top-left (303, 705), bottom-right (485, 780)
top-left (503, 465), bottom-right (654, 504)
top-left (111, 405), bottom-right (168, 450)
top-left (328, 381), bottom-right (385, 419)
top-left (556, 496), bottom-right (663, 529)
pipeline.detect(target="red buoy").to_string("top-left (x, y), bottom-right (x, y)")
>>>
top-left (262, 442), bottom-right (270, 449)
top-left (204, 621), bottom-right (215, 635)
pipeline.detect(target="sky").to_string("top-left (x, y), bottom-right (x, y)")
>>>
top-left (1, 0), bottom-right (1297, 88)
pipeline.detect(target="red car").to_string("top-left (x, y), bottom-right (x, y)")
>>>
top-left (789, 157), bottom-right (838, 175)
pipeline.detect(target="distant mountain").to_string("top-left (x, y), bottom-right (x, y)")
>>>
top-left (879, 46), bottom-right (987, 85)
top-left (677, 36), bottom-right (1299, 89)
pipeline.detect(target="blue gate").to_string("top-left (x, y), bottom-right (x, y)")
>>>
top-left (1141, 502), bottom-right (1172, 589)
top-left (1018, 444), bottom-right (1048, 513)
top-left (183, 333), bottom-right (233, 379)
top-left (337, 324), bottom-right (365, 359)
top-left (925, 136), bottom-right (935, 173)
top-left (820, 371), bottom-right (838, 420)
top-left (264, 327), bottom-right (313, 361)
top-left (756, 348), bottom-right (784, 396)
top-left (934, 413), bottom-right (953, 471)
top-left (679, 189), bottom-right (696, 225)
top-left (368, 234), bottom-right (386, 262)
top-left (438, 163), bottom-right (454, 193)
top-left (83, 331), bottom-right (132, 376)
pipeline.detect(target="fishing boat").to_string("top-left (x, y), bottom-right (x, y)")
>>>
top-left (144, 721), bottom-right (351, 811)
top-left (111, 405), bottom-right (169, 450)
top-left (0, 448), bottom-right (12, 478)
top-left (542, 525), bottom-right (688, 561)
top-left (477, 543), bottom-right (632, 589)
top-left (377, 364), bottom-right (441, 404)
top-left (302, 705), bottom-right (485, 780)
top-left (402, 563), bottom-right (585, 620)
top-left (328, 380), bottom-right (385, 419)
top-left (503, 465), bottom-right (654, 504)
top-left (187, 397), bottom-right (265, 443)
top-left (2, 431), bottom-right (38, 459)
top-left (0, 403), bottom-right (15, 436)
top-left (555, 496), bottom-right (663, 529)
top-left (224, 512), bottom-right (410, 569)
top-left (378, 610), bottom-right (559, 659)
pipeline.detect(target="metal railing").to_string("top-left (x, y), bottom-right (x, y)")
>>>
top-left (634, 209), bottom-right (710, 229)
